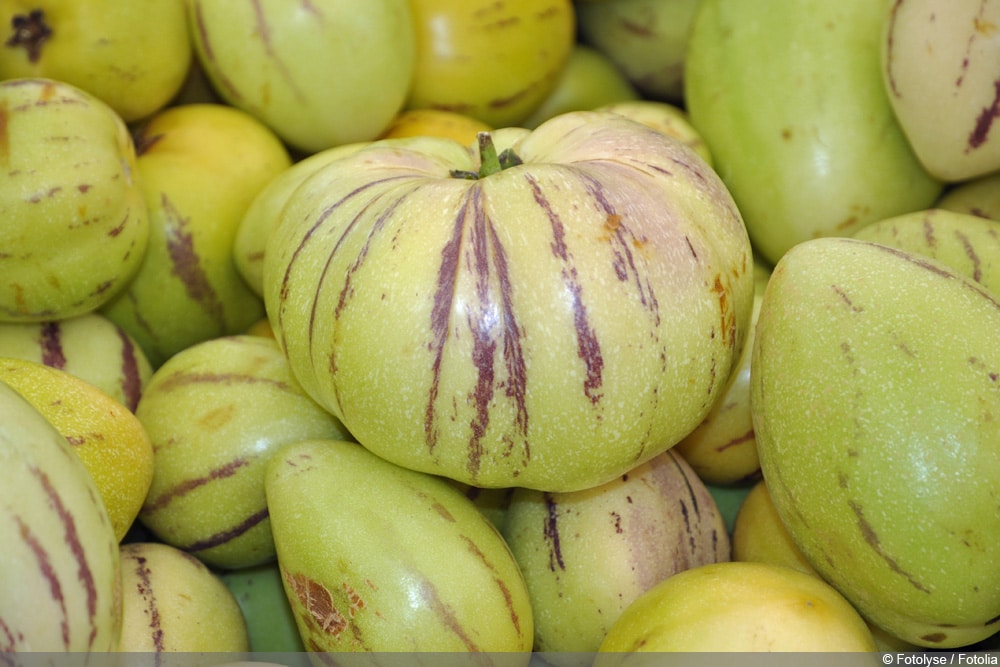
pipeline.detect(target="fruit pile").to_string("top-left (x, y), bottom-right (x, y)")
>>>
top-left (2, 0), bottom-right (999, 658)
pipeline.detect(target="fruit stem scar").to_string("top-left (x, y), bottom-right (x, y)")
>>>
top-left (5, 10), bottom-right (52, 63)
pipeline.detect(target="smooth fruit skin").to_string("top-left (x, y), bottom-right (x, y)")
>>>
top-left (731, 479), bottom-right (817, 577)
top-left (684, 0), bottom-right (942, 266)
top-left (0, 357), bottom-right (154, 542)
top-left (595, 561), bottom-right (877, 653)
top-left (187, 0), bottom-right (415, 154)
top-left (405, 0), bottom-right (575, 128)
top-left (752, 237), bottom-right (1000, 648)
top-left (263, 111), bottom-right (755, 492)
top-left (136, 335), bottom-right (351, 570)
top-left (0, 0), bottom-right (192, 122)
top-left (219, 561), bottom-right (306, 652)
top-left (501, 448), bottom-right (730, 655)
top-left (379, 109), bottom-right (493, 144)
top-left (101, 103), bottom-right (291, 368)
top-left (596, 99), bottom-right (713, 167)
top-left (0, 77), bottom-right (149, 322)
top-left (883, 0), bottom-right (1000, 182)
top-left (937, 172), bottom-right (1000, 221)
top-left (519, 44), bottom-right (640, 130)
top-left (118, 541), bottom-right (249, 652)
top-left (577, 0), bottom-right (701, 103)
top-left (265, 438), bottom-right (534, 654)
top-left (0, 312), bottom-right (152, 411)
top-left (0, 380), bottom-right (122, 651)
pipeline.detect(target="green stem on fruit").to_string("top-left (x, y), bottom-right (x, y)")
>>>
top-left (450, 131), bottom-right (523, 180)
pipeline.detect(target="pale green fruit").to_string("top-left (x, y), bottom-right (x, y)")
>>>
top-left (136, 335), bottom-right (351, 570)
top-left (937, 172), bottom-right (1000, 221)
top-left (883, 0), bottom-right (1000, 181)
top-left (264, 111), bottom-right (755, 492)
top-left (577, 0), bottom-right (701, 102)
top-left (218, 561), bottom-right (305, 653)
top-left (519, 44), bottom-right (640, 129)
top-left (596, 561), bottom-right (877, 654)
top-left (187, 0), bottom-right (415, 154)
top-left (752, 236), bottom-right (1000, 648)
top-left (0, 313), bottom-right (152, 411)
top-left (265, 438), bottom-right (534, 654)
top-left (685, 0), bottom-right (942, 266)
top-left (118, 541), bottom-right (249, 652)
top-left (853, 208), bottom-right (1000, 295)
top-left (101, 103), bottom-right (291, 368)
top-left (502, 448), bottom-right (730, 656)
top-left (0, 77), bottom-right (148, 323)
top-left (0, 379), bottom-right (122, 651)
top-left (0, 1), bottom-right (191, 122)
top-left (234, 142), bottom-right (369, 298)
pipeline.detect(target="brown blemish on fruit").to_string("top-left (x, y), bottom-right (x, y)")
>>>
top-left (715, 428), bottom-right (754, 452)
top-left (155, 370), bottom-right (290, 394)
top-left (39, 321), bottom-right (66, 369)
top-left (198, 404), bottom-right (236, 431)
top-left (116, 327), bottom-right (143, 412)
top-left (130, 553), bottom-right (166, 652)
top-left (285, 572), bottom-right (348, 638)
top-left (5, 10), bottom-right (52, 63)
top-left (831, 285), bottom-right (863, 313)
top-left (920, 632), bottom-right (947, 643)
top-left (849, 499), bottom-right (930, 593)
top-left (460, 535), bottom-right (524, 636)
top-left (190, 2), bottom-right (243, 103)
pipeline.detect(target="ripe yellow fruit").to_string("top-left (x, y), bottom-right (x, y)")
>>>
top-left (379, 108), bottom-right (492, 145)
top-left (0, 357), bottom-right (154, 542)
top-left (597, 561), bottom-right (877, 653)
top-left (731, 479), bottom-right (817, 576)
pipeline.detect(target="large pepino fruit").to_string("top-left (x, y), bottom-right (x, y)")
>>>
top-left (264, 111), bottom-right (755, 492)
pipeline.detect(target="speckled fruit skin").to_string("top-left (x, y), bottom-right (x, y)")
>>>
top-left (100, 103), bottom-right (291, 368)
top-left (751, 236), bottom-right (1000, 648)
top-left (0, 78), bottom-right (148, 323)
top-left (501, 448), bottom-right (730, 656)
top-left (405, 0), bottom-right (575, 128)
top-left (684, 0), bottom-right (942, 266)
top-left (136, 335), bottom-right (351, 570)
top-left (265, 438), bottom-right (534, 655)
top-left (263, 110), bottom-right (755, 493)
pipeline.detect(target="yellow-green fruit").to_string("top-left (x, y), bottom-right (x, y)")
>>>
top-left (731, 479), bottom-right (817, 576)
top-left (101, 103), bottom-right (291, 368)
top-left (577, 0), bottom-right (701, 102)
top-left (937, 172), bottom-right (1000, 221)
top-left (520, 44), bottom-right (640, 129)
top-left (0, 313), bottom-right (153, 411)
top-left (265, 439), bottom-right (534, 654)
top-left (752, 237), bottom-right (1000, 648)
top-left (673, 261), bottom-right (770, 485)
top-left (0, 1), bottom-right (192, 122)
top-left (502, 448), bottom-right (730, 655)
top-left (406, 0), bottom-right (575, 128)
top-left (596, 561), bottom-right (877, 653)
top-left (137, 335), bottom-right (351, 570)
top-left (187, 0), bottom-right (416, 154)
top-left (684, 0), bottom-right (942, 265)
top-left (0, 77), bottom-right (148, 323)
top-left (852, 209), bottom-right (1000, 295)
top-left (0, 380), bottom-right (121, 651)
top-left (0, 357), bottom-right (154, 542)
top-left (118, 541), bottom-right (249, 652)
